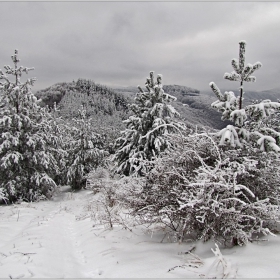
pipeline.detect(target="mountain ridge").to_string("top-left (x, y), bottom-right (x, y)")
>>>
top-left (35, 80), bottom-right (280, 131)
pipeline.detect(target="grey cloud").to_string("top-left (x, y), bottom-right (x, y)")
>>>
top-left (0, 2), bottom-right (280, 93)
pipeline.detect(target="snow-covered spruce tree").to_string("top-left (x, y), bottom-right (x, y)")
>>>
top-left (0, 50), bottom-right (59, 203)
top-left (46, 103), bottom-right (69, 186)
top-left (210, 41), bottom-right (280, 152)
top-left (113, 71), bottom-right (184, 176)
top-left (126, 133), bottom-right (279, 246)
top-left (66, 107), bottom-right (108, 190)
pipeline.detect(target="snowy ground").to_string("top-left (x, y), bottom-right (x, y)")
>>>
top-left (0, 186), bottom-right (280, 279)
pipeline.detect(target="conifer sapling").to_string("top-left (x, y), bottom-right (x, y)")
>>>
top-left (113, 71), bottom-right (184, 176)
top-left (210, 41), bottom-right (280, 152)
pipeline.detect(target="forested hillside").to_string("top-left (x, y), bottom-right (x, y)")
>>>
top-left (35, 79), bottom-right (280, 134)
top-left (35, 79), bottom-right (131, 149)
top-left (35, 81), bottom-right (226, 130)
top-left (113, 85), bottom-right (231, 129)
top-left (36, 79), bottom-right (129, 117)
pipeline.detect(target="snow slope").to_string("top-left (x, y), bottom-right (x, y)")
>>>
top-left (0, 186), bottom-right (280, 278)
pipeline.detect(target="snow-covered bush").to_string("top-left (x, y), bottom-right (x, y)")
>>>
top-left (126, 132), bottom-right (279, 246)
top-left (113, 71), bottom-right (184, 176)
top-left (65, 108), bottom-right (108, 190)
top-left (210, 41), bottom-right (280, 152)
top-left (0, 50), bottom-right (60, 203)
top-left (87, 167), bottom-right (142, 229)
top-left (222, 145), bottom-right (280, 206)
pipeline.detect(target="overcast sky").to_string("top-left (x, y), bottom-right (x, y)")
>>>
top-left (1, 1), bottom-right (280, 93)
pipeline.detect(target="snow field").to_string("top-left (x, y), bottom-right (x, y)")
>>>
top-left (0, 186), bottom-right (280, 278)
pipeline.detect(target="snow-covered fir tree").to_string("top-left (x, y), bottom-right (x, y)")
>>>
top-left (0, 50), bottom-right (59, 203)
top-left (45, 103), bottom-right (69, 186)
top-left (210, 41), bottom-right (280, 152)
top-left (65, 107), bottom-right (108, 190)
top-left (223, 40), bottom-right (262, 110)
top-left (113, 71), bottom-right (184, 176)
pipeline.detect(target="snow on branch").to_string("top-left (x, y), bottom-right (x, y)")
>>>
top-left (239, 40), bottom-right (246, 71)
top-left (217, 125), bottom-right (242, 147)
top-left (230, 109), bottom-right (247, 126)
top-left (209, 82), bottom-right (225, 101)
top-left (257, 135), bottom-right (280, 152)
top-left (246, 100), bottom-right (280, 120)
top-left (223, 71), bottom-right (240, 81)
top-left (210, 85), bottom-right (240, 121)
top-left (231, 58), bottom-right (240, 74)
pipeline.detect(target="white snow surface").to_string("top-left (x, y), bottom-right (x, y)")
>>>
top-left (1, 186), bottom-right (280, 279)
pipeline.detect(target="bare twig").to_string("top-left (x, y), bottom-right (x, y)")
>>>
top-left (0, 252), bottom-right (7, 257)
top-left (11, 252), bottom-right (36, 256)
top-left (28, 269), bottom-right (34, 278)
top-left (178, 246), bottom-right (196, 255)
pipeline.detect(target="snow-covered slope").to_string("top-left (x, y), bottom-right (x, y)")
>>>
top-left (0, 186), bottom-right (279, 278)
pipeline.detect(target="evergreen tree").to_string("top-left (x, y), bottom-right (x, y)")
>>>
top-left (46, 103), bottom-right (69, 186)
top-left (0, 50), bottom-right (59, 202)
top-left (113, 71), bottom-right (184, 176)
top-left (66, 107), bottom-right (108, 190)
top-left (210, 41), bottom-right (280, 152)
top-left (223, 40), bottom-right (262, 110)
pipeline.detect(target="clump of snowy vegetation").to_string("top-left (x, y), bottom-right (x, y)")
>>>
top-left (124, 132), bottom-right (279, 246)
top-left (111, 43), bottom-right (280, 247)
top-left (85, 166), bottom-right (142, 230)
top-left (0, 50), bottom-right (60, 202)
top-left (113, 71), bottom-right (185, 176)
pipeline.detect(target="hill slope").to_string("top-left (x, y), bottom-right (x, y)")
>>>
top-left (37, 81), bottom-right (279, 131)
top-left (35, 79), bottom-right (132, 147)
top-left (36, 79), bottom-right (129, 119)
top-left (113, 85), bottom-right (231, 129)
top-left (36, 81), bottom-right (233, 130)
